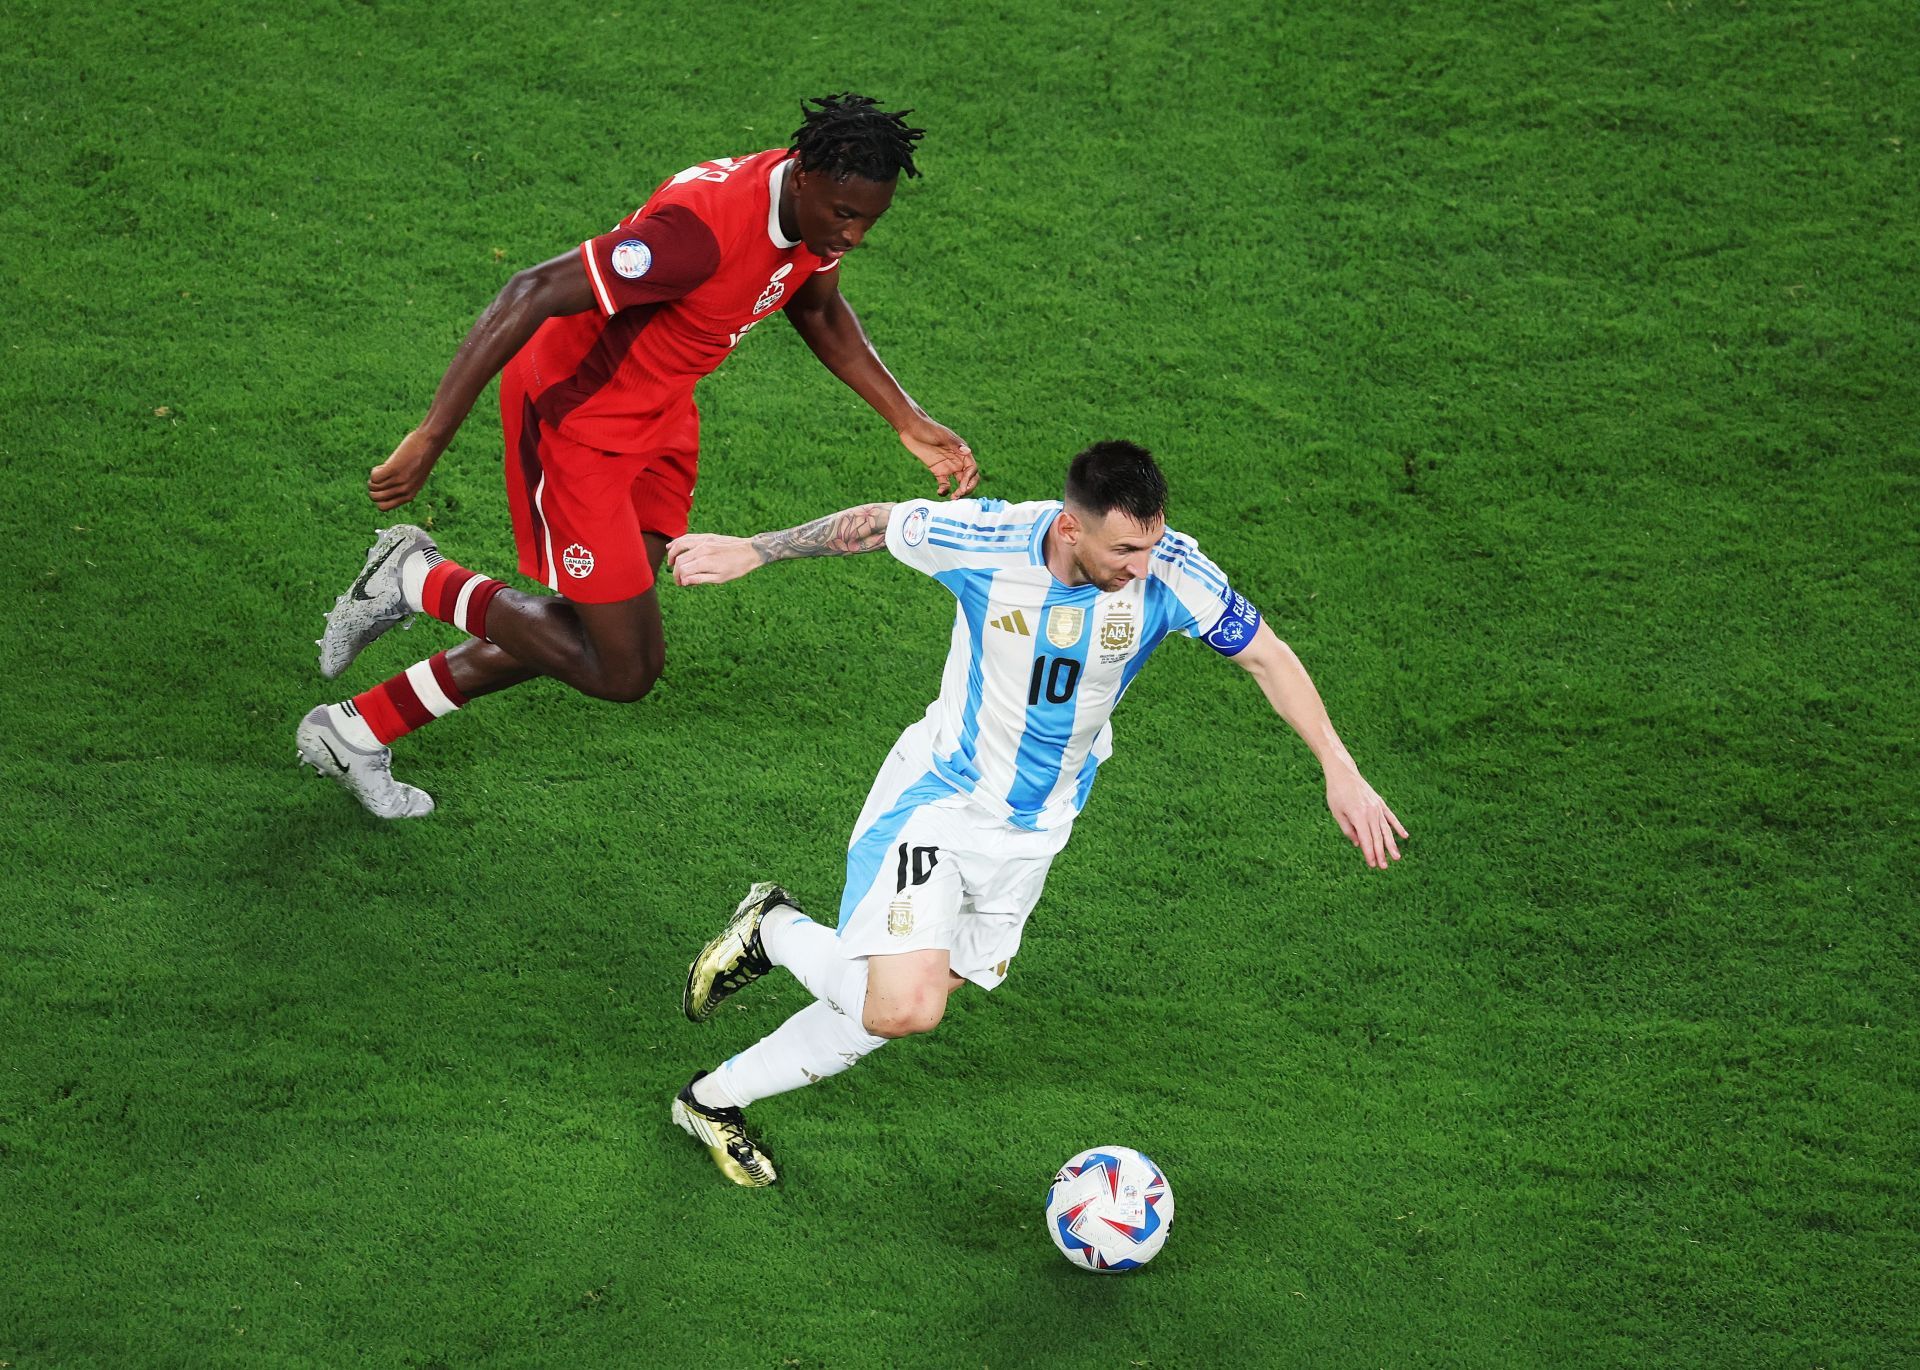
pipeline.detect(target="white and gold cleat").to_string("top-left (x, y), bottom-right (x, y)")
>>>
top-left (672, 1074), bottom-right (778, 1187)
top-left (682, 881), bottom-right (792, 1023)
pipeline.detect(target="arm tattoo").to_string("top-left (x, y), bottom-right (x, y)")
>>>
top-left (751, 503), bottom-right (895, 564)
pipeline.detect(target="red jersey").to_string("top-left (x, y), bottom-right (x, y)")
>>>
top-left (516, 147), bottom-right (838, 456)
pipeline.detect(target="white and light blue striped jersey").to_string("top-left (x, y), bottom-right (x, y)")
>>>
top-left (884, 497), bottom-right (1264, 832)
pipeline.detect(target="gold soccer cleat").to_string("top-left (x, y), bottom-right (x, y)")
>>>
top-left (682, 881), bottom-right (794, 1023)
top-left (671, 1074), bottom-right (778, 1187)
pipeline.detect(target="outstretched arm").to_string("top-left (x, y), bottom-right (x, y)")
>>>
top-left (666, 502), bottom-right (896, 586)
top-left (1231, 622), bottom-right (1408, 870)
top-left (785, 268), bottom-right (978, 498)
top-left (369, 251), bottom-right (596, 510)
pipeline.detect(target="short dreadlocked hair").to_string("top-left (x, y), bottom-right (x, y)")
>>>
top-left (790, 92), bottom-right (924, 181)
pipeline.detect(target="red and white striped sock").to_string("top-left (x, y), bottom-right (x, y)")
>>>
top-left (403, 549), bottom-right (506, 641)
top-left (344, 650), bottom-right (471, 746)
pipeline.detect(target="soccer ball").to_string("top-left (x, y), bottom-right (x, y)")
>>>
top-left (1044, 1146), bottom-right (1174, 1272)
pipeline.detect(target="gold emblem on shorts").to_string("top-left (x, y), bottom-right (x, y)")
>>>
top-left (994, 960), bottom-right (1010, 978)
top-left (1045, 605), bottom-right (1085, 649)
top-left (887, 896), bottom-right (914, 937)
top-left (1099, 605), bottom-right (1136, 652)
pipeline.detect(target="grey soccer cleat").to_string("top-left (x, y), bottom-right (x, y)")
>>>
top-left (316, 524), bottom-right (434, 679)
top-left (683, 881), bottom-right (794, 1023)
top-left (295, 705), bottom-right (434, 819)
top-left (671, 1074), bottom-right (778, 1187)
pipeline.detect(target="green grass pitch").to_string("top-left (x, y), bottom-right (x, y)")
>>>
top-left (2, 1), bottom-right (1916, 1364)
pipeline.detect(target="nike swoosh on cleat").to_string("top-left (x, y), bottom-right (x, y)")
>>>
top-left (349, 539), bottom-right (403, 602)
top-left (318, 737), bottom-right (349, 774)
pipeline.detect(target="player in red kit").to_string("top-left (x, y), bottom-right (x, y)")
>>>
top-left (296, 94), bottom-right (977, 817)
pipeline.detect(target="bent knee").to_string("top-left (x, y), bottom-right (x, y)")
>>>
top-left (584, 653), bottom-right (664, 704)
top-left (591, 672), bottom-right (658, 704)
top-left (863, 998), bottom-right (946, 1039)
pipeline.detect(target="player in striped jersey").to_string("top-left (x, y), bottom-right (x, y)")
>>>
top-left (664, 440), bottom-right (1406, 1185)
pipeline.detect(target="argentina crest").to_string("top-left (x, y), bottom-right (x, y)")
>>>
top-left (1099, 602), bottom-right (1136, 653)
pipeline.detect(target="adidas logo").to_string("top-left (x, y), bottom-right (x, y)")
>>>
top-left (990, 610), bottom-right (1032, 635)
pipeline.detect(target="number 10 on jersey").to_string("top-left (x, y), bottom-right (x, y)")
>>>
top-left (1029, 654), bottom-right (1083, 706)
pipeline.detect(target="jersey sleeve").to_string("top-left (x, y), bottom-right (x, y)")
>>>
top-left (885, 498), bottom-right (967, 577)
top-left (886, 498), bottom-right (1041, 580)
top-left (1151, 534), bottom-right (1264, 657)
top-left (580, 203), bottom-right (723, 315)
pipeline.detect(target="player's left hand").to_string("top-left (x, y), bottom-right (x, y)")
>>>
top-left (900, 418), bottom-right (979, 499)
top-left (1325, 769), bottom-right (1407, 870)
top-left (665, 533), bottom-right (763, 586)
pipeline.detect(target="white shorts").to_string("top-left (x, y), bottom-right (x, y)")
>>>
top-left (835, 721), bottom-right (1073, 989)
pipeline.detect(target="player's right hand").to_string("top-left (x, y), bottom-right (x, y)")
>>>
top-left (666, 533), bottom-right (763, 586)
top-left (899, 418), bottom-right (979, 499)
top-left (368, 429), bottom-right (442, 510)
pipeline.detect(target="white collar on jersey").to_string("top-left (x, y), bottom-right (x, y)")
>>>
top-left (766, 157), bottom-right (800, 249)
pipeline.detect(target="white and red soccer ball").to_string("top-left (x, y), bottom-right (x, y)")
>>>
top-left (1045, 1146), bottom-right (1174, 1272)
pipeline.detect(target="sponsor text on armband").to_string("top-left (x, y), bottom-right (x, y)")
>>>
top-left (1205, 589), bottom-right (1262, 656)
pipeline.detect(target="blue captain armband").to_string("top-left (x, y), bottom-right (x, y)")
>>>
top-left (1204, 589), bottom-right (1262, 656)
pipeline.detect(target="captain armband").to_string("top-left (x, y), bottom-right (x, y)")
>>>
top-left (1204, 589), bottom-right (1262, 657)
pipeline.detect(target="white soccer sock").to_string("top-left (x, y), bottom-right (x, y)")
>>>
top-left (325, 701), bottom-right (382, 752)
top-left (399, 545), bottom-right (441, 612)
top-left (697, 1000), bottom-right (888, 1110)
top-left (762, 908), bottom-right (869, 1016)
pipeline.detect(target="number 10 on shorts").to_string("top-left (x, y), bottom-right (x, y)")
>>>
top-left (896, 843), bottom-right (939, 892)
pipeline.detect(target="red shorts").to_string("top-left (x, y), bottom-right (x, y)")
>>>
top-left (500, 356), bottom-right (697, 603)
